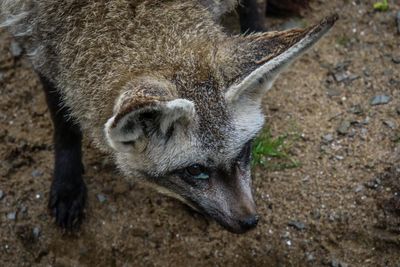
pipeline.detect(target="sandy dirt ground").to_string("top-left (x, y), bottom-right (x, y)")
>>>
top-left (1, 0), bottom-right (399, 266)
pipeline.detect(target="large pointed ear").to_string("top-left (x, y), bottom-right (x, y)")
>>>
top-left (225, 14), bottom-right (338, 103)
top-left (104, 78), bottom-right (195, 152)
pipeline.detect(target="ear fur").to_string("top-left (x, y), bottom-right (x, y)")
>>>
top-left (226, 14), bottom-right (338, 103)
top-left (104, 80), bottom-right (195, 153)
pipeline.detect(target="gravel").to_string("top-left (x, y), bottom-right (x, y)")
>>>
top-left (355, 184), bottom-right (364, 193)
top-left (329, 259), bottom-right (348, 267)
top-left (32, 227), bottom-right (41, 239)
top-left (365, 178), bottom-right (381, 189)
top-left (97, 193), bottom-right (107, 203)
top-left (288, 220), bottom-right (306, 230)
top-left (392, 56), bottom-right (400, 64)
top-left (322, 133), bottom-right (334, 144)
top-left (7, 212), bottom-right (17, 221)
top-left (383, 120), bottom-right (396, 129)
top-left (337, 120), bottom-right (351, 135)
top-left (370, 95), bottom-right (391, 106)
top-left (31, 169), bottom-right (44, 178)
top-left (349, 104), bottom-right (363, 115)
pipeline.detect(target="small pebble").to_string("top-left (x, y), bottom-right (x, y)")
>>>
top-left (20, 205), bottom-right (28, 214)
top-left (306, 252), bottom-right (315, 262)
top-left (392, 57), bottom-right (400, 64)
top-left (362, 116), bottom-right (370, 125)
top-left (355, 184), bottom-right (364, 193)
top-left (97, 193), bottom-right (107, 203)
top-left (335, 155), bottom-right (344, 160)
top-left (32, 227), bottom-right (41, 239)
top-left (7, 212), bottom-right (17, 221)
top-left (349, 104), bottom-right (363, 115)
top-left (10, 41), bottom-right (22, 57)
top-left (383, 120), bottom-right (396, 129)
top-left (288, 220), bottom-right (306, 230)
top-left (365, 178), bottom-right (381, 189)
top-left (322, 133), bottom-right (334, 144)
top-left (326, 88), bottom-right (341, 97)
top-left (0, 190), bottom-right (4, 200)
top-left (31, 169), bottom-right (43, 178)
top-left (330, 259), bottom-right (348, 267)
top-left (370, 95), bottom-right (391, 106)
top-left (337, 120), bottom-right (351, 135)
top-left (334, 71), bottom-right (349, 82)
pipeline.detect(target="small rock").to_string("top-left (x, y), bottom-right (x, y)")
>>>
top-left (337, 120), bottom-right (351, 135)
top-left (363, 68), bottom-right (371, 77)
top-left (362, 116), bottom-right (370, 125)
top-left (392, 57), bottom-right (400, 64)
top-left (396, 106), bottom-right (400, 115)
top-left (328, 212), bottom-right (338, 222)
top-left (360, 128), bottom-right (368, 140)
top-left (0, 190), bottom-right (4, 200)
top-left (20, 205), bottom-right (28, 214)
top-left (365, 178), bottom-right (381, 189)
top-left (347, 74), bottom-right (360, 82)
top-left (383, 120), bottom-right (396, 129)
top-left (10, 41), bottom-right (22, 57)
top-left (7, 212), bottom-right (17, 221)
top-left (288, 220), bottom-right (306, 230)
top-left (322, 134), bottom-right (334, 144)
top-left (335, 155), bottom-right (344, 160)
top-left (305, 252), bottom-right (315, 262)
top-left (31, 169), bottom-right (43, 178)
top-left (355, 184), bottom-right (364, 193)
top-left (349, 104), bottom-right (363, 115)
top-left (326, 88), bottom-right (341, 97)
top-left (330, 259), bottom-right (348, 267)
top-left (370, 95), bottom-right (391, 106)
top-left (96, 193), bottom-right (107, 203)
top-left (334, 71), bottom-right (349, 82)
top-left (32, 227), bottom-right (41, 239)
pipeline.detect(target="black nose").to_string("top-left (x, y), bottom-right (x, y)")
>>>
top-left (239, 215), bottom-right (259, 231)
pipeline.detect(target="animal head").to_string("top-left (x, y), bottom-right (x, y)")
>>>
top-left (104, 14), bottom-right (337, 234)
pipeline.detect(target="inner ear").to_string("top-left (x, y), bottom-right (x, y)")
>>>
top-left (225, 13), bottom-right (338, 104)
top-left (105, 96), bottom-right (195, 153)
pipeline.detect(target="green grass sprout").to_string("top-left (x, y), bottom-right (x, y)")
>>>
top-left (373, 0), bottom-right (389, 11)
top-left (251, 127), bottom-right (300, 171)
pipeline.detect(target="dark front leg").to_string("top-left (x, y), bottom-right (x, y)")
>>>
top-left (238, 0), bottom-right (267, 33)
top-left (40, 75), bottom-right (87, 229)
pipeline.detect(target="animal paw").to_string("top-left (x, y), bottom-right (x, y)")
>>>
top-left (48, 180), bottom-right (87, 230)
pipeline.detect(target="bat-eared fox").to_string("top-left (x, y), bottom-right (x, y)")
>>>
top-left (1, 0), bottom-right (337, 234)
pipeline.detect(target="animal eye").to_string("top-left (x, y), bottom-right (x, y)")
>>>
top-left (185, 164), bottom-right (209, 179)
